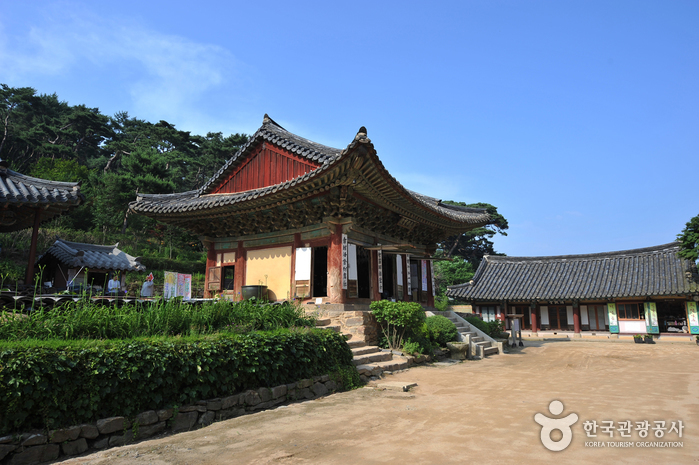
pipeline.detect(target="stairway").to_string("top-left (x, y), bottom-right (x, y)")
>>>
top-left (315, 317), bottom-right (409, 382)
top-left (443, 313), bottom-right (501, 359)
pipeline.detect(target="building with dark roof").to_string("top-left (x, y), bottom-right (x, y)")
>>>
top-left (129, 115), bottom-right (491, 306)
top-left (36, 239), bottom-right (145, 293)
top-left (447, 243), bottom-right (699, 336)
top-left (0, 159), bottom-right (84, 285)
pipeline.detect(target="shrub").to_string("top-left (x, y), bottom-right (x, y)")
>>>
top-left (464, 316), bottom-right (505, 339)
top-left (0, 328), bottom-right (352, 434)
top-left (425, 315), bottom-right (458, 347)
top-left (370, 300), bottom-right (426, 350)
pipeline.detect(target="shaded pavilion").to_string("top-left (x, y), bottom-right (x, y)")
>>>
top-left (447, 242), bottom-right (699, 336)
top-left (0, 159), bottom-right (84, 287)
top-left (130, 115), bottom-right (491, 307)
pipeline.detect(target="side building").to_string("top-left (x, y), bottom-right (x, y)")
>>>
top-left (446, 243), bottom-right (699, 336)
top-left (129, 115), bottom-right (491, 307)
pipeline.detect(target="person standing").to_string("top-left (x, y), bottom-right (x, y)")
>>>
top-left (141, 273), bottom-right (155, 297)
top-left (108, 274), bottom-right (121, 295)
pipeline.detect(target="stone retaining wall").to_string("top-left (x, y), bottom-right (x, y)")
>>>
top-left (0, 375), bottom-right (342, 465)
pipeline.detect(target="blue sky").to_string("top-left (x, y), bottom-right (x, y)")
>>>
top-left (2, 1), bottom-right (697, 257)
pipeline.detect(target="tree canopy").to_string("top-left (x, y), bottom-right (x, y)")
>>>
top-left (677, 214), bottom-right (699, 262)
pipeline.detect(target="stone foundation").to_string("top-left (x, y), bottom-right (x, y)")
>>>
top-left (0, 375), bottom-right (343, 465)
top-left (306, 304), bottom-right (379, 345)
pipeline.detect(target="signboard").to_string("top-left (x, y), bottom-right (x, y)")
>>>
top-left (421, 260), bottom-right (428, 292)
top-left (377, 250), bottom-right (383, 294)
top-left (177, 273), bottom-right (192, 300)
top-left (165, 271), bottom-right (191, 300)
top-left (688, 301), bottom-right (699, 335)
top-left (164, 271), bottom-right (178, 299)
top-left (607, 303), bottom-right (619, 333)
top-left (406, 256), bottom-right (412, 296)
top-left (341, 234), bottom-right (348, 290)
top-left (644, 302), bottom-right (659, 334)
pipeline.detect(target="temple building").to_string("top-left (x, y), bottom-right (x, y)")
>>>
top-left (129, 115), bottom-right (491, 307)
top-left (447, 243), bottom-right (699, 337)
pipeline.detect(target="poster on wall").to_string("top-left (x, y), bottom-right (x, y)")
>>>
top-left (644, 302), bottom-right (659, 334)
top-left (377, 250), bottom-right (383, 294)
top-left (341, 234), bottom-right (348, 290)
top-left (607, 303), bottom-right (619, 333)
top-left (688, 301), bottom-right (699, 335)
top-left (406, 256), bottom-right (412, 296)
top-left (421, 260), bottom-right (428, 292)
top-left (164, 271), bottom-right (178, 299)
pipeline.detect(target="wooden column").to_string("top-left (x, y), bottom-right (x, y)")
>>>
top-left (235, 241), bottom-right (245, 298)
top-left (327, 223), bottom-right (345, 304)
top-left (573, 301), bottom-right (581, 334)
top-left (25, 209), bottom-right (42, 288)
top-left (531, 303), bottom-right (539, 333)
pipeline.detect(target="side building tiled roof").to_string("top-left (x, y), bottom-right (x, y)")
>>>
top-left (0, 160), bottom-right (83, 232)
top-left (37, 239), bottom-right (146, 272)
top-left (447, 242), bottom-right (699, 302)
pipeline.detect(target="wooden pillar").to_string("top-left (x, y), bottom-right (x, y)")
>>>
top-left (327, 223), bottom-right (345, 304)
top-left (235, 241), bottom-right (245, 298)
top-left (531, 302), bottom-right (539, 333)
top-left (25, 209), bottom-right (42, 288)
top-left (573, 302), bottom-right (581, 334)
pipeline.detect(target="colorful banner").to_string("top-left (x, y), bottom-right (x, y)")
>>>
top-left (341, 234), bottom-right (348, 290)
top-left (421, 260), bottom-right (428, 292)
top-left (644, 302), bottom-right (659, 334)
top-left (430, 261), bottom-right (436, 296)
top-left (164, 271), bottom-right (178, 299)
top-left (607, 303), bottom-right (619, 333)
top-left (377, 250), bottom-right (383, 294)
top-left (406, 256), bottom-right (412, 296)
top-left (688, 301), bottom-right (699, 335)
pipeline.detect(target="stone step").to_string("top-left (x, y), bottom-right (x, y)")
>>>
top-left (472, 336), bottom-right (484, 343)
top-left (351, 346), bottom-right (381, 356)
top-left (355, 357), bottom-right (409, 377)
top-left (317, 325), bottom-right (341, 332)
top-left (315, 318), bottom-right (332, 326)
top-left (347, 340), bottom-right (367, 349)
top-left (484, 346), bottom-right (500, 356)
top-left (475, 340), bottom-right (491, 346)
top-left (352, 350), bottom-right (393, 366)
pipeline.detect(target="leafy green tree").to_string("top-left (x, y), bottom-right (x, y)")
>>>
top-left (677, 214), bottom-right (699, 262)
top-left (439, 202), bottom-right (508, 267)
top-left (433, 257), bottom-right (475, 296)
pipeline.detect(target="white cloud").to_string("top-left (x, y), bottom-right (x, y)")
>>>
top-left (0, 6), bottom-right (242, 135)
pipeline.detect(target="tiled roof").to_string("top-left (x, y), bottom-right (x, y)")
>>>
top-left (37, 239), bottom-right (145, 272)
top-left (130, 116), bottom-right (490, 228)
top-left (447, 243), bottom-right (699, 302)
top-left (0, 160), bottom-right (83, 232)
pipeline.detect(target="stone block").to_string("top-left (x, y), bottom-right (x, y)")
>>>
top-left (244, 390), bottom-right (261, 406)
top-left (179, 405), bottom-right (206, 413)
top-left (136, 422), bottom-right (166, 440)
top-left (0, 435), bottom-right (15, 444)
top-left (91, 437), bottom-right (109, 449)
top-left (80, 424), bottom-right (100, 439)
top-left (61, 438), bottom-right (88, 456)
top-left (258, 387), bottom-right (272, 403)
top-left (9, 444), bottom-right (59, 465)
top-left (297, 378), bottom-right (312, 389)
top-left (135, 410), bottom-right (159, 426)
top-left (312, 382), bottom-right (328, 397)
top-left (171, 411), bottom-right (198, 432)
top-left (217, 408), bottom-right (245, 421)
top-left (20, 433), bottom-right (47, 446)
top-left (50, 426), bottom-right (81, 443)
top-left (345, 317), bottom-right (364, 326)
top-left (109, 434), bottom-right (128, 447)
top-left (198, 411), bottom-right (215, 426)
top-left (221, 395), bottom-right (239, 409)
top-left (157, 408), bottom-right (174, 421)
top-left (206, 399), bottom-right (222, 411)
top-left (0, 445), bottom-right (16, 461)
top-left (319, 374), bottom-right (330, 382)
top-left (271, 385), bottom-right (287, 399)
top-left (250, 401), bottom-right (275, 411)
top-left (301, 388), bottom-right (314, 399)
top-left (285, 382), bottom-right (297, 390)
top-left (325, 380), bottom-right (338, 392)
top-left (97, 416), bottom-right (125, 435)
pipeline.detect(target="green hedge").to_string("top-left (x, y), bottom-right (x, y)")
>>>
top-left (0, 329), bottom-right (352, 434)
top-left (425, 315), bottom-right (458, 347)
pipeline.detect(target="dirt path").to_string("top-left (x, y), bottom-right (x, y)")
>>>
top-left (59, 341), bottom-right (699, 464)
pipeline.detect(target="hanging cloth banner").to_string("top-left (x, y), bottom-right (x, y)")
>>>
top-left (421, 260), bottom-right (428, 292)
top-left (688, 301), bottom-right (699, 335)
top-left (164, 271), bottom-right (178, 299)
top-left (644, 302), bottom-right (659, 334)
top-left (406, 256), bottom-right (412, 296)
top-left (431, 261), bottom-right (436, 296)
top-left (342, 234), bottom-right (348, 290)
top-left (607, 303), bottom-right (619, 333)
top-left (377, 250), bottom-right (383, 294)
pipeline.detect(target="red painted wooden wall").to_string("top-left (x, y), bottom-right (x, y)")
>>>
top-left (211, 142), bottom-right (320, 194)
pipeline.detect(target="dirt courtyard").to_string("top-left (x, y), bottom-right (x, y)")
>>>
top-left (60, 341), bottom-right (699, 464)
